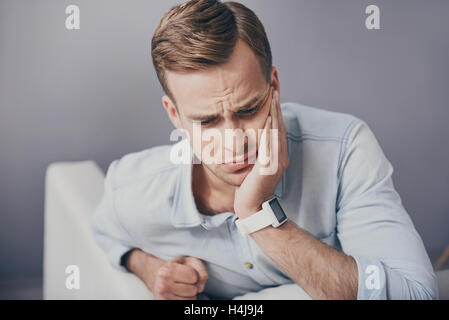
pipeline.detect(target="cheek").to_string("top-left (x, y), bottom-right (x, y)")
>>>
top-left (183, 126), bottom-right (203, 160)
top-left (201, 129), bottom-right (221, 158)
top-left (243, 109), bottom-right (270, 145)
top-left (252, 113), bottom-right (269, 130)
top-left (251, 104), bottom-right (271, 129)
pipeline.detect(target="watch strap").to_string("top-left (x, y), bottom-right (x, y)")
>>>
top-left (235, 207), bottom-right (275, 236)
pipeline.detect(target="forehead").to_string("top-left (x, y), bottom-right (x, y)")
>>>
top-left (166, 39), bottom-right (267, 112)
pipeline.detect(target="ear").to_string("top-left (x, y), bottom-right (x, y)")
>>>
top-left (270, 66), bottom-right (281, 97)
top-left (162, 95), bottom-right (183, 130)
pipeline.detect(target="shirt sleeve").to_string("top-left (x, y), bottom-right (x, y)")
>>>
top-left (91, 160), bottom-right (135, 273)
top-left (336, 120), bottom-right (438, 300)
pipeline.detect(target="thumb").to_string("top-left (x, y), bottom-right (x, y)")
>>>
top-left (183, 257), bottom-right (209, 292)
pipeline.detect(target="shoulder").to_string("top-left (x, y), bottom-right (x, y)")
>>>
top-left (281, 102), bottom-right (363, 143)
top-left (106, 142), bottom-right (183, 191)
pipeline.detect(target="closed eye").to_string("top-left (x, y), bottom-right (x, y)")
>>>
top-left (197, 104), bottom-right (261, 126)
top-left (237, 105), bottom-right (260, 117)
top-left (200, 117), bottom-right (218, 126)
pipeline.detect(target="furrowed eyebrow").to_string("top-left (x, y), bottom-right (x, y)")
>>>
top-left (235, 90), bottom-right (266, 111)
top-left (186, 88), bottom-right (268, 121)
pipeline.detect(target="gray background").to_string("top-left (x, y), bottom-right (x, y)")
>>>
top-left (0, 0), bottom-right (448, 287)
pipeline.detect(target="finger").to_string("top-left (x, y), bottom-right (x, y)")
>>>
top-left (183, 257), bottom-right (209, 292)
top-left (258, 114), bottom-right (271, 168)
top-left (169, 281), bottom-right (199, 297)
top-left (271, 88), bottom-right (278, 131)
top-left (164, 261), bottom-right (199, 284)
top-left (271, 90), bottom-right (287, 168)
top-left (265, 114), bottom-right (272, 156)
top-left (163, 293), bottom-right (197, 300)
top-left (171, 256), bottom-right (186, 264)
top-left (274, 91), bottom-right (287, 146)
top-left (275, 91), bottom-right (287, 150)
top-left (270, 89), bottom-right (282, 160)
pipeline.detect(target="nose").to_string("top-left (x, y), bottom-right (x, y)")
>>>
top-left (223, 125), bottom-right (247, 157)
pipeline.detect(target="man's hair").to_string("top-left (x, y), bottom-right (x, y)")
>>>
top-left (151, 0), bottom-right (272, 106)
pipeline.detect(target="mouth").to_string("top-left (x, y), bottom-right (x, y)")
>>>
top-left (221, 148), bottom-right (257, 173)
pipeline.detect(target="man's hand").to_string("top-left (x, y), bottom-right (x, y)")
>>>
top-left (126, 249), bottom-right (209, 300)
top-left (153, 256), bottom-right (209, 300)
top-left (234, 88), bottom-right (290, 218)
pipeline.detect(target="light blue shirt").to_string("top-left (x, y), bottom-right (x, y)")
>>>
top-left (91, 102), bottom-right (438, 299)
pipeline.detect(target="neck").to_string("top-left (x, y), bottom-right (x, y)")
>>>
top-left (192, 164), bottom-right (235, 215)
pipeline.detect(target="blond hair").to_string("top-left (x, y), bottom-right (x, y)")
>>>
top-left (151, 0), bottom-right (272, 106)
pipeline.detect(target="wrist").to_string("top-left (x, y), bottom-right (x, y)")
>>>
top-left (126, 248), bottom-right (143, 275)
top-left (235, 194), bottom-right (275, 219)
top-left (127, 249), bottom-right (165, 292)
top-left (236, 205), bottom-right (262, 219)
top-left (235, 197), bottom-right (288, 236)
top-left (144, 254), bottom-right (165, 291)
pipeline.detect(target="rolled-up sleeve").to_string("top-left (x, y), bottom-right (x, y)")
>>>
top-left (336, 120), bottom-right (438, 299)
top-left (91, 160), bottom-right (134, 273)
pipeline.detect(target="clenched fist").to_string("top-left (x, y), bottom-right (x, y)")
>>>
top-left (152, 256), bottom-right (209, 300)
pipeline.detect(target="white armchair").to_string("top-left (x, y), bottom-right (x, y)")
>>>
top-left (43, 161), bottom-right (153, 299)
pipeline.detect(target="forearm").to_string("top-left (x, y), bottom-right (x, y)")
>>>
top-left (250, 220), bottom-right (358, 299)
top-left (126, 248), bottom-right (165, 292)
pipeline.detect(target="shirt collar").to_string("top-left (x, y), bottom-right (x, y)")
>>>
top-left (170, 140), bottom-right (203, 228)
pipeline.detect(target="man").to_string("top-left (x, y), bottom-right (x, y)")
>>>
top-left (91, 0), bottom-right (438, 300)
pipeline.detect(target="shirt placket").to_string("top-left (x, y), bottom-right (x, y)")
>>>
top-left (226, 215), bottom-right (278, 286)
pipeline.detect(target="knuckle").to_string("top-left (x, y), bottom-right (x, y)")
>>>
top-left (171, 256), bottom-right (185, 264)
top-left (158, 266), bottom-right (171, 279)
top-left (189, 285), bottom-right (199, 296)
top-left (159, 281), bottom-right (171, 294)
top-left (189, 272), bottom-right (199, 284)
top-left (184, 256), bottom-right (195, 264)
top-left (282, 158), bottom-right (289, 169)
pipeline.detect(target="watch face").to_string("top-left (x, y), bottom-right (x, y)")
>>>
top-left (269, 198), bottom-right (287, 223)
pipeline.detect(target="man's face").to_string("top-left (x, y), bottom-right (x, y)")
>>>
top-left (162, 39), bottom-right (279, 186)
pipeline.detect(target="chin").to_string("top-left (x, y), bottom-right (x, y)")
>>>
top-left (216, 165), bottom-right (253, 187)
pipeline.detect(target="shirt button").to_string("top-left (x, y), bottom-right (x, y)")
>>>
top-left (244, 262), bottom-right (254, 269)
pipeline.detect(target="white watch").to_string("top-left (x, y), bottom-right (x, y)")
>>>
top-left (235, 197), bottom-right (288, 236)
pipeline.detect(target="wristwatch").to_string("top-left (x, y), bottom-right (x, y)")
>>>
top-left (235, 197), bottom-right (288, 236)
